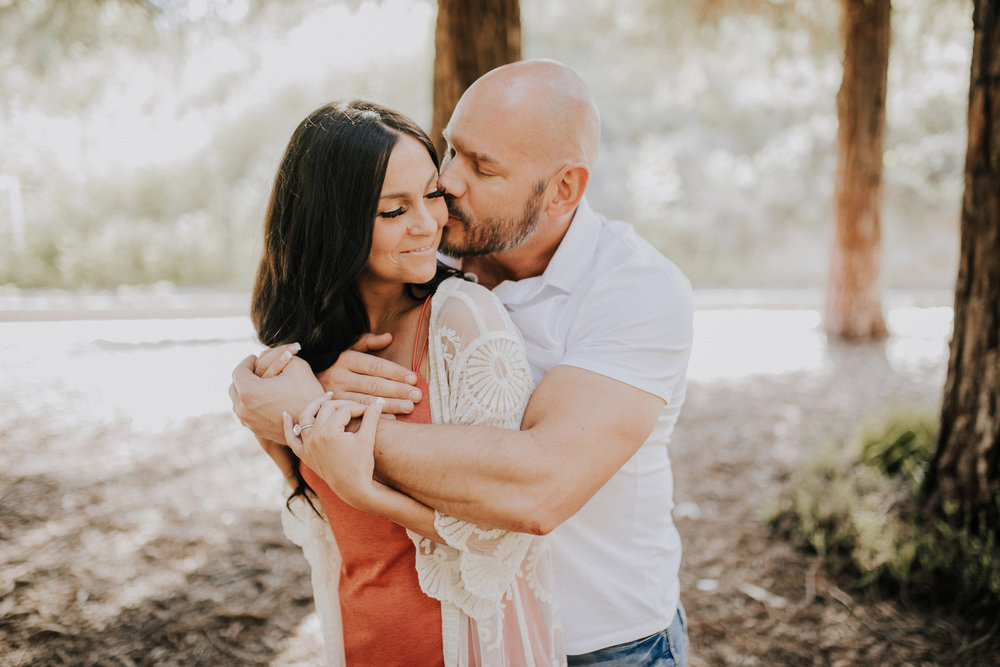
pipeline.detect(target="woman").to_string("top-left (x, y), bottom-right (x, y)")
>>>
top-left (248, 100), bottom-right (563, 666)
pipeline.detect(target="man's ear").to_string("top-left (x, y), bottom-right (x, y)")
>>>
top-left (546, 164), bottom-right (589, 217)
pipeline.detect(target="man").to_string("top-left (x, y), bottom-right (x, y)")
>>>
top-left (232, 59), bottom-right (693, 664)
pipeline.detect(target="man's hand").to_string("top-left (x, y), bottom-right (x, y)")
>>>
top-left (229, 353), bottom-right (325, 443)
top-left (316, 332), bottom-right (422, 415)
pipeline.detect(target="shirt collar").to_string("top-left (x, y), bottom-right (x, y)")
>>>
top-left (537, 196), bottom-right (601, 294)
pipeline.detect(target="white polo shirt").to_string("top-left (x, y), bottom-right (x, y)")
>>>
top-left (479, 198), bottom-right (694, 654)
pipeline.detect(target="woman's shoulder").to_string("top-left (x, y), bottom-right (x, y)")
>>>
top-left (431, 276), bottom-right (512, 334)
top-left (433, 276), bottom-right (502, 308)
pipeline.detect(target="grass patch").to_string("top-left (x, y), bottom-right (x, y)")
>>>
top-left (766, 407), bottom-right (1000, 611)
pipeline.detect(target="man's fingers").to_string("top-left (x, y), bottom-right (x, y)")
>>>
top-left (350, 332), bottom-right (393, 353)
top-left (342, 350), bottom-right (417, 385)
top-left (356, 398), bottom-right (383, 444)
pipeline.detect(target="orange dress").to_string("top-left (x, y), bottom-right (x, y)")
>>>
top-left (300, 298), bottom-right (443, 666)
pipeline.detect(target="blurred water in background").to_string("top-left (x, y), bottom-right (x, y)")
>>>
top-left (0, 290), bottom-right (953, 436)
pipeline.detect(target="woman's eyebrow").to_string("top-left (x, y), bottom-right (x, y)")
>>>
top-left (380, 171), bottom-right (439, 200)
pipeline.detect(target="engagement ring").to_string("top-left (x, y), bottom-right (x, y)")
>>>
top-left (293, 423), bottom-right (314, 436)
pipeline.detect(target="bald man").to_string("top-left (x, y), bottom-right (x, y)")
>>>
top-left (232, 60), bottom-right (693, 664)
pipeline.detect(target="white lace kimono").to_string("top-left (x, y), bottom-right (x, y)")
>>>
top-left (281, 277), bottom-right (565, 666)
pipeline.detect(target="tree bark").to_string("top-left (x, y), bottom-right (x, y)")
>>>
top-left (825, 0), bottom-right (891, 340)
top-left (922, 0), bottom-right (1000, 534)
top-left (430, 0), bottom-right (521, 157)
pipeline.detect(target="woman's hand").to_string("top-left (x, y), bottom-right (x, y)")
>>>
top-left (255, 342), bottom-right (301, 378)
top-left (283, 393), bottom-right (384, 511)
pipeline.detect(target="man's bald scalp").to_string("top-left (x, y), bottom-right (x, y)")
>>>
top-left (466, 59), bottom-right (600, 170)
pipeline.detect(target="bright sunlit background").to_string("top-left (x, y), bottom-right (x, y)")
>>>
top-left (0, 0), bottom-right (973, 292)
top-left (0, 3), bottom-right (974, 661)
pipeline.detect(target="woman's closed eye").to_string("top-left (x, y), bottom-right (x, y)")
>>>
top-left (379, 207), bottom-right (406, 219)
top-left (426, 189), bottom-right (445, 200)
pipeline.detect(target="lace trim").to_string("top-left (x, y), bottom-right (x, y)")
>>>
top-left (281, 494), bottom-right (345, 667)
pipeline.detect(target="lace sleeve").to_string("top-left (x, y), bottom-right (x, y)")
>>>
top-left (431, 278), bottom-right (535, 430)
top-left (408, 278), bottom-right (564, 665)
top-left (412, 278), bottom-right (535, 615)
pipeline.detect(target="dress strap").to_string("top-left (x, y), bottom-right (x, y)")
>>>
top-left (411, 294), bottom-right (432, 374)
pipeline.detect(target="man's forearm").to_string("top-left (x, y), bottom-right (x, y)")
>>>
top-left (373, 419), bottom-right (551, 533)
top-left (372, 368), bottom-right (666, 535)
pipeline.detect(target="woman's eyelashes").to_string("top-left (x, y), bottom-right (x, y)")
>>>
top-left (378, 189), bottom-right (444, 219)
top-left (379, 207), bottom-right (406, 219)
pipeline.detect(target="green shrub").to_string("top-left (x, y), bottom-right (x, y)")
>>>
top-left (767, 408), bottom-right (1000, 610)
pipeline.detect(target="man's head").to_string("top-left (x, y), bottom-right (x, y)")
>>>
top-left (438, 59), bottom-right (600, 258)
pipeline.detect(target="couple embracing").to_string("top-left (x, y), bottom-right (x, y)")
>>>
top-left (230, 59), bottom-right (693, 667)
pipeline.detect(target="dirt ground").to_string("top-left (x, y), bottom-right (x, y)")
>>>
top-left (1, 308), bottom-right (998, 665)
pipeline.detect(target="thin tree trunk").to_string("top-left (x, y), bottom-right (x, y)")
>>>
top-left (430, 0), bottom-right (521, 157)
top-left (922, 0), bottom-right (1000, 534)
top-left (825, 0), bottom-right (891, 340)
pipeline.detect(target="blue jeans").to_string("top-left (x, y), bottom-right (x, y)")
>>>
top-left (566, 605), bottom-right (688, 666)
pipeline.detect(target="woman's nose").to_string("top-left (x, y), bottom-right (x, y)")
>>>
top-left (410, 204), bottom-right (439, 235)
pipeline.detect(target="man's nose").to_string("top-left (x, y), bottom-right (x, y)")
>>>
top-left (438, 158), bottom-right (463, 198)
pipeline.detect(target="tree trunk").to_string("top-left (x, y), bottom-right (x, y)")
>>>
top-left (922, 0), bottom-right (1000, 534)
top-left (825, 0), bottom-right (891, 340)
top-left (430, 0), bottom-right (521, 157)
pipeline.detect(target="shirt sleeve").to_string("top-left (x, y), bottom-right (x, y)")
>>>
top-left (560, 260), bottom-right (694, 403)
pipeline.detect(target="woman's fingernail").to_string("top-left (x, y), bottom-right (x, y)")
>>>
top-left (409, 389), bottom-right (421, 401)
top-left (291, 342), bottom-right (301, 351)
top-left (282, 411), bottom-right (289, 419)
top-left (406, 373), bottom-right (417, 384)
top-left (375, 398), bottom-right (385, 408)
top-left (325, 391), bottom-right (333, 398)
top-left (280, 350), bottom-right (291, 361)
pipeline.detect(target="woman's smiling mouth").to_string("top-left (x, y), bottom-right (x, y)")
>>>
top-left (402, 242), bottom-right (436, 255)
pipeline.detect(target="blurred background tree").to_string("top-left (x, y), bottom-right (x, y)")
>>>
top-left (0, 0), bottom-right (972, 293)
top-left (431, 0), bottom-right (520, 158)
top-left (764, 0), bottom-right (998, 612)
top-left (825, 0), bottom-right (891, 341)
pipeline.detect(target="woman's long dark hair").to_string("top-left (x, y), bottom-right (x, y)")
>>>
top-left (251, 99), bottom-right (460, 508)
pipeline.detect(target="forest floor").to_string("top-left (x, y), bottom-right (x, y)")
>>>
top-left (1, 295), bottom-right (998, 666)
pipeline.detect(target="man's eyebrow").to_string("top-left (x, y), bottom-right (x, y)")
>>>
top-left (379, 171), bottom-right (439, 200)
top-left (448, 135), bottom-right (501, 167)
top-left (471, 151), bottom-right (500, 166)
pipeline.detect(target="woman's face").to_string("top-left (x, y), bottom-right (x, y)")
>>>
top-left (362, 134), bottom-right (447, 287)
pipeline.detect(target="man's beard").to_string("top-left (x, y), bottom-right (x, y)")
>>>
top-left (439, 183), bottom-right (545, 258)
